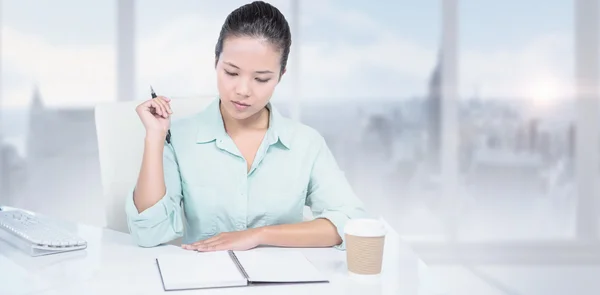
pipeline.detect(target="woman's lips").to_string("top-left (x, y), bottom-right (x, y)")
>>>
top-left (232, 101), bottom-right (250, 111)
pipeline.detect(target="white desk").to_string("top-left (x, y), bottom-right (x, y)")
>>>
top-left (0, 211), bottom-right (440, 295)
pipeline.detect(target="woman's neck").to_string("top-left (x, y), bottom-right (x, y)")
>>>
top-left (220, 103), bottom-right (270, 134)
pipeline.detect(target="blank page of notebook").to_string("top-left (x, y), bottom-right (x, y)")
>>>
top-left (156, 251), bottom-right (247, 291)
top-left (233, 250), bottom-right (329, 283)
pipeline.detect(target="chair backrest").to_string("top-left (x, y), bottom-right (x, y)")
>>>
top-left (94, 96), bottom-right (215, 233)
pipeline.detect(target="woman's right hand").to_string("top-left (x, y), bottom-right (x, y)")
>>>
top-left (135, 96), bottom-right (173, 139)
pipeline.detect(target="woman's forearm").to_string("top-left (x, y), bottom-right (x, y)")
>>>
top-left (133, 135), bottom-right (167, 213)
top-left (256, 218), bottom-right (342, 248)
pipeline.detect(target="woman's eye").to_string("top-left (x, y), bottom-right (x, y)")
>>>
top-left (255, 78), bottom-right (270, 83)
top-left (225, 70), bottom-right (238, 76)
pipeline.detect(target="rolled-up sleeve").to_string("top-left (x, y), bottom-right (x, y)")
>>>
top-left (125, 142), bottom-right (184, 247)
top-left (306, 136), bottom-right (367, 250)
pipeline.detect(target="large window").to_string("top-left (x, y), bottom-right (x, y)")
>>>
top-left (0, 0), bottom-right (115, 225)
top-left (297, 0), bottom-right (442, 237)
top-left (454, 1), bottom-right (576, 241)
top-left (1, 2), bottom-right (597, 263)
top-left (409, 1), bottom-right (600, 267)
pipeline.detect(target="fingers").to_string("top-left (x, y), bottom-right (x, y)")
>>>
top-left (156, 96), bottom-right (173, 114)
top-left (196, 241), bottom-right (226, 252)
top-left (182, 235), bottom-right (228, 252)
top-left (148, 100), bottom-right (165, 118)
top-left (196, 235), bottom-right (221, 245)
top-left (151, 96), bottom-right (172, 118)
top-left (181, 235), bottom-right (219, 249)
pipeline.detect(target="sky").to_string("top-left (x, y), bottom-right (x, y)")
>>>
top-left (0, 0), bottom-right (583, 108)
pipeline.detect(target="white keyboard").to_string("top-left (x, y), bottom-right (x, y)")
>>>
top-left (0, 209), bottom-right (87, 256)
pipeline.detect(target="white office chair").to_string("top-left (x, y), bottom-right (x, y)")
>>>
top-left (94, 96), bottom-right (215, 233)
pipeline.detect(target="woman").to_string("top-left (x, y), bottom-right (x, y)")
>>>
top-left (126, 1), bottom-right (366, 251)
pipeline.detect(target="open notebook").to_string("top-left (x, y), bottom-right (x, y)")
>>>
top-left (155, 249), bottom-right (329, 291)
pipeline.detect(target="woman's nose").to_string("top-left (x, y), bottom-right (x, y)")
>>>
top-left (235, 79), bottom-right (251, 97)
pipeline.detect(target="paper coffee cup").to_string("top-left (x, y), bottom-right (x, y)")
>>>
top-left (344, 218), bottom-right (387, 277)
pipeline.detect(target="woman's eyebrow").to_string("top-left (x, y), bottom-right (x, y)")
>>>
top-left (255, 70), bottom-right (274, 74)
top-left (224, 61), bottom-right (273, 74)
top-left (224, 61), bottom-right (240, 69)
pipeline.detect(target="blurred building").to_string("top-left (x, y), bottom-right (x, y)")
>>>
top-left (0, 142), bottom-right (27, 199)
top-left (426, 52), bottom-right (442, 166)
top-left (27, 87), bottom-right (98, 158)
top-left (20, 87), bottom-right (102, 204)
top-left (568, 123), bottom-right (575, 158)
top-left (528, 118), bottom-right (539, 153)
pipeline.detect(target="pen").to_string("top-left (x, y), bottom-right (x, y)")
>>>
top-left (150, 86), bottom-right (171, 144)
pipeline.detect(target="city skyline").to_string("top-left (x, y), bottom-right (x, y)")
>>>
top-left (0, 0), bottom-right (575, 108)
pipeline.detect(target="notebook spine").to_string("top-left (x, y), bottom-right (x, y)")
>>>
top-left (228, 250), bottom-right (249, 281)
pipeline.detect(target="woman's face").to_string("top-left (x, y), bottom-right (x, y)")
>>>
top-left (216, 36), bottom-right (285, 121)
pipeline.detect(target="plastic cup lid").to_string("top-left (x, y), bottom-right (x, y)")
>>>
top-left (344, 218), bottom-right (387, 237)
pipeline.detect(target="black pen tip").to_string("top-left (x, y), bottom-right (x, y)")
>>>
top-left (150, 85), bottom-right (155, 94)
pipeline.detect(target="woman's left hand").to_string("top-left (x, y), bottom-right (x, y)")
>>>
top-left (181, 229), bottom-right (263, 252)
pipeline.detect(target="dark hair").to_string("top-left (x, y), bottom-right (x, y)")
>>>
top-left (215, 1), bottom-right (292, 76)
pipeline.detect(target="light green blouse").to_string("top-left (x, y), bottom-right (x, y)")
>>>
top-left (125, 98), bottom-right (366, 250)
